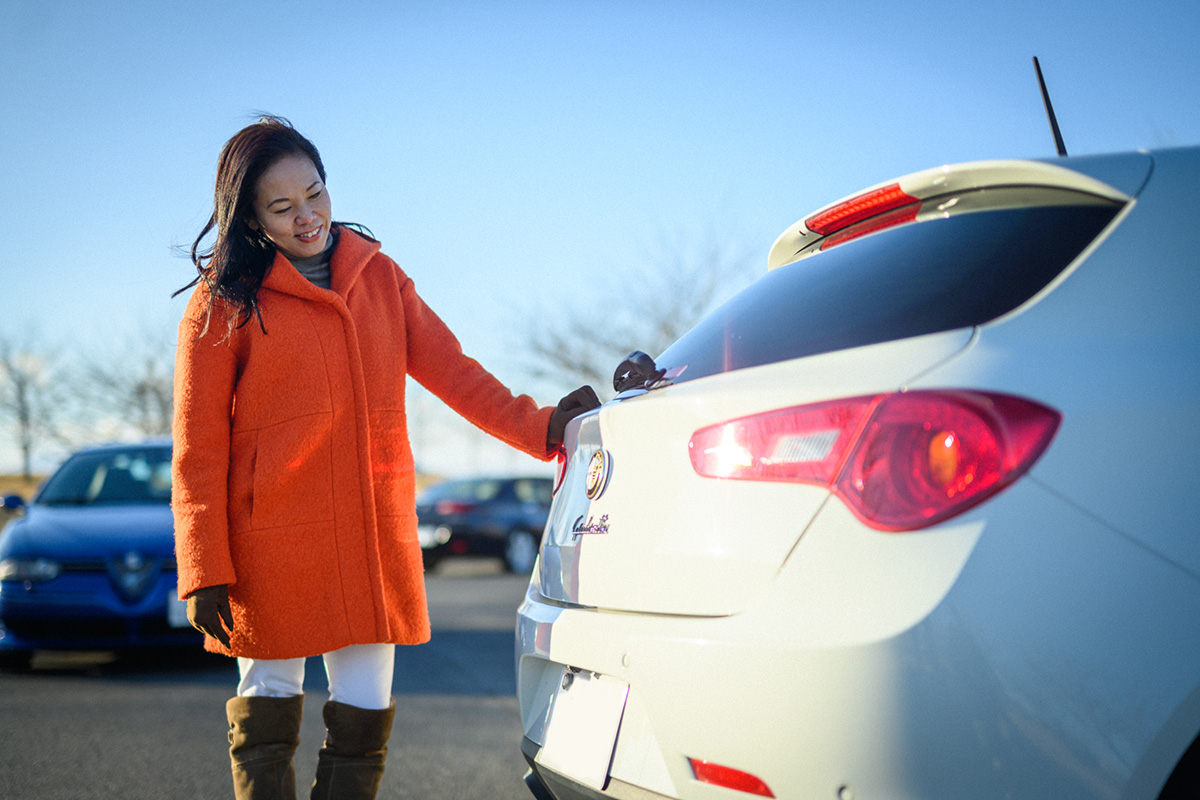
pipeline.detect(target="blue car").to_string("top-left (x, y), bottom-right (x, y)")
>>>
top-left (0, 441), bottom-right (199, 668)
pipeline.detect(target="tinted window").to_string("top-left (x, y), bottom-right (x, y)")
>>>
top-left (513, 479), bottom-right (552, 505)
top-left (657, 203), bottom-right (1120, 383)
top-left (418, 479), bottom-right (502, 504)
top-left (37, 447), bottom-right (173, 505)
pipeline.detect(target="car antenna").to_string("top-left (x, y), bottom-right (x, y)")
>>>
top-left (1033, 56), bottom-right (1068, 157)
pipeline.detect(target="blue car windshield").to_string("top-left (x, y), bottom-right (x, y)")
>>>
top-left (37, 448), bottom-right (173, 506)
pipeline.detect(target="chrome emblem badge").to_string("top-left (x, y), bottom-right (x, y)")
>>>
top-left (585, 450), bottom-right (612, 500)
top-left (108, 550), bottom-right (157, 601)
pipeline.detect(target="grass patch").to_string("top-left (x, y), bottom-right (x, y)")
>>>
top-left (0, 475), bottom-right (43, 499)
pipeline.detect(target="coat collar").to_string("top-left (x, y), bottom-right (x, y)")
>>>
top-left (261, 227), bottom-right (383, 302)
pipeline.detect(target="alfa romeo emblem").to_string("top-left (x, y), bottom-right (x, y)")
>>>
top-left (585, 450), bottom-right (612, 500)
top-left (109, 550), bottom-right (156, 601)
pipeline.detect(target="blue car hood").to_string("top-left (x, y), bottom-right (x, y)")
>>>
top-left (3, 503), bottom-right (176, 560)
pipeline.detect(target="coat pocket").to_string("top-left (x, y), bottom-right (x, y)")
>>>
top-left (228, 430), bottom-right (258, 533)
top-left (250, 413), bottom-right (335, 531)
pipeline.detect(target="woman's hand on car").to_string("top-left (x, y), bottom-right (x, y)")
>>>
top-left (548, 386), bottom-right (602, 448)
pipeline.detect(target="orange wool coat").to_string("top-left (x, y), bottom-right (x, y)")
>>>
top-left (172, 229), bottom-right (555, 660)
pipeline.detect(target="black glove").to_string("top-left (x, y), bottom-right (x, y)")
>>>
top-left (548, 385), bottom-right (601, 448)
top-left (186, 584), bottom-right (233, 648)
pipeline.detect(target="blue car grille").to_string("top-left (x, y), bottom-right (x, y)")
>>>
top-left (0, 560), bottom-right (193, 645)
top-left (55, 559), bottom-right (178, 573)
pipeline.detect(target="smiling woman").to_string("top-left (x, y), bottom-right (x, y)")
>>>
top-left (170, 115), bottom-right (600, 800)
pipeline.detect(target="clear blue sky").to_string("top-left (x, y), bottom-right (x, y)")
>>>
top-left (2, 0), bottom-right (1198, 473)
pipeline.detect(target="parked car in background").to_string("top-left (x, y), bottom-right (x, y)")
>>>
top-left (516, 147), bottom-right (1200, 799)
top-left (417, 477), bottom-right (552, 573)
top-left (0, 441), bottom-right (198, 668)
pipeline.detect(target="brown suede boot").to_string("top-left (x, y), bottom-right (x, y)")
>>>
top-left (226, 694), bottom-right (304, 800)
top-left (309, 699), bottom-right (396, 800)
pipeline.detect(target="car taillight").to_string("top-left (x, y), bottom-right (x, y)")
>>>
top-left (805, 183), bottom-right (919, 236)
top-left (689, 391), bottom-right (1060, 531)
top-left (434, 500), bottom-right (476, 515)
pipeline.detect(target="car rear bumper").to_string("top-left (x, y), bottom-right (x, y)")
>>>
top-left (516, 480), bottom-right (1200, 799)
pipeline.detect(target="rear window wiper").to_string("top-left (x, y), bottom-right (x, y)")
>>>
top-left (613, 351), bottom-right (685, 393)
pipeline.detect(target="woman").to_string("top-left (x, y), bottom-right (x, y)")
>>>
top-left (172, 115), bottom-right (598, 800)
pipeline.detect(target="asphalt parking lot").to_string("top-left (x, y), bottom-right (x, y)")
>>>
top-left (0, 559), bottom-right (534, 800)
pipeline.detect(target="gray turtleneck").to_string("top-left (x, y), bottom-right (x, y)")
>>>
top-left (289, 234), bottom-right (336, 290)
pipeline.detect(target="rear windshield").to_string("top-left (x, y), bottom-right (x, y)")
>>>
top-left (656, 200), bottom-right (1121, 383)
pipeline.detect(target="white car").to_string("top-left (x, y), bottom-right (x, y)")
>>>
top-left (516, 147), bottom-right (1200, 799)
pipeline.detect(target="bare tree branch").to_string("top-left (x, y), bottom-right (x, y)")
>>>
top-left (77, 332), bottom-right (175, 438)
top-left (0, 334), bottom-right (71, 480)
top-left (522, 228), bottom-right (757, 396)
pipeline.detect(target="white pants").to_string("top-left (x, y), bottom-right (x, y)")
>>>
top-left (236, 643), bottom-right (395, 710)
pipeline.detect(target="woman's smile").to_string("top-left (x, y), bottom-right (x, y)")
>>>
top-left (297, 224), bottom-right (324, 243)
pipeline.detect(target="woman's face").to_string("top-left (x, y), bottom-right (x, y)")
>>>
top-left (249, 154), bottom-right (332, 259)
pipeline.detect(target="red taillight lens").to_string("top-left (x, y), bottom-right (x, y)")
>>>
top-left (836, 391), bottom-right (1060, 529)
top-left (805, 183), bottom-right (919, 236)
top-left (434, 500), bottom-right (476, 515)
top-left (689, 391), bottom-right (1060, 531)
top-left (690, 397), bottom-right (876, 483)
top-left (689, 758), bottom-right (775, 797)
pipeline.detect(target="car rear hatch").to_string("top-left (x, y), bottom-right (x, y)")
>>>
top-left (538, 153), bottom-right (1144, 617)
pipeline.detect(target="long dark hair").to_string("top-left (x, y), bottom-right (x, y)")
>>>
top-left (176, 115), bottom-right (328, 337)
